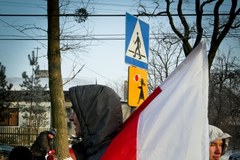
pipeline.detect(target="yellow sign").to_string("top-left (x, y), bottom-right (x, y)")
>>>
top-left (128, 66), bottom-right (148, 107)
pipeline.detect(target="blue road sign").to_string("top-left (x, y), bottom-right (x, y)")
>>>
top-left (125, 13), bottom-right (149, 70)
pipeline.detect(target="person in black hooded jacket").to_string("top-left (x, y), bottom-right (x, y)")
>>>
top-left (68, 85), bottom-right (123, 160)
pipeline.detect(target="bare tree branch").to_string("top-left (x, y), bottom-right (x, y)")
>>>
top-left (177, 0), bottom-right (190, 41)
top-left (62, 64), bottom-right (85, 86)
top-left (209, 0), bottom-right (239, 67)
top-left (166, 0), bottom-right (192, 56)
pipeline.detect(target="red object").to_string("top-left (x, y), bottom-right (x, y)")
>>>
top-left (47, 154), bottom-right (55, 160)
top-left (47, 149), bottom-right (56, 160)
top-left (134, 74), bottom-right (139, 81)
top-left (69, 147), bottom-right (76, 160)
top-left (48, 149), bottom-right (55, 154)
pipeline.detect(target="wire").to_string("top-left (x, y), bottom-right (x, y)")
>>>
top-left (0, 34), bottom-right (239, 41)
top-left (0, 13), bottom-right (236, 17)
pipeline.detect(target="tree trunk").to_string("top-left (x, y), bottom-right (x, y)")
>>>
top-left (47, 0), bottom-right (69, 159)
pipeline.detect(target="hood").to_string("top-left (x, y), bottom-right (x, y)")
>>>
top-left (209, 125), bottom-right (231, 155)
top-left (69, 85), bottom-right (123, 156)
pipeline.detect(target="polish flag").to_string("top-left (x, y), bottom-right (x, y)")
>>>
top-left (101, 42), bottom-right (209, 160)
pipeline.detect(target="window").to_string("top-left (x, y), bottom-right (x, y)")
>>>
top-left (0, 108), bottom-right (18, 126)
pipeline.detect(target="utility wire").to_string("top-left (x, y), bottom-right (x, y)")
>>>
top-left (0, 13), bottom-right (236, 17)
top-left (0, 18), bottom-right (46, 45)
top-left (0, 34), bottom-right (239, 41)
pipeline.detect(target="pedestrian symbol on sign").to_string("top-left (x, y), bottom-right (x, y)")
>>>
top-left (128, 32), bottom-right (146, 60)
top-left (137, 78), bottom-right (146, 104)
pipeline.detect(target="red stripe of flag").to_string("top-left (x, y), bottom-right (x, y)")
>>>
top-left (101, 87), bottom-right (162, 160)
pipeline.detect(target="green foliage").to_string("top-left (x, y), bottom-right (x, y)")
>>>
top-left (18, 51), bottom-right (49, 128)
top-left (0, 63), bottom-right (13, 121)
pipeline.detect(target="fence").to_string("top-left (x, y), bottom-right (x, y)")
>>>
top-left (0, 127), bottom-right (49, 147)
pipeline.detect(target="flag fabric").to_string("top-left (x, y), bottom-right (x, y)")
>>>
top-left (101, 42), bottom-right (209, 160)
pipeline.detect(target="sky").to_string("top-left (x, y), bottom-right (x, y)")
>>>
top-left (0, 0), bottom-right (239, 92)
top-left (0, 0), bottom-right (138, 90)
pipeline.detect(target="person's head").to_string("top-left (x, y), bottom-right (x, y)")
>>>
top-left (48, 128), bottom-right (56, 139)
top-left (69, 110), bottom-right (81, 137)
top-left (49, 128), bottom-right (57, 136)
top-left (68, 85), bottom-right (123, 154)
top-left (209, 125), bottom-right (231, 160)
top-left (8, 146), bottom-right (32, 160)
top-left (31, 130), bottom-right (56, 157)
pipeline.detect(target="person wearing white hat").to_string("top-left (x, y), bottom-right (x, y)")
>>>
top-left (209, 125), bottom-right (231, 160)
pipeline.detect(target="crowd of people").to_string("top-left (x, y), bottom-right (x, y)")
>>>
top-left (7, 84), bottom-right (232, 160)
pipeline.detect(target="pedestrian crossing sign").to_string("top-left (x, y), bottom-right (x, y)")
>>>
top-left (125, 13), bottom-right (149, 70)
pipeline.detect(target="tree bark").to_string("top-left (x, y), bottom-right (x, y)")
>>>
top-left (47, 0), bottom-right (70, 159)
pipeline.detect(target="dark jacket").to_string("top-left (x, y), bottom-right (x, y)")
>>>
top-left (31, 131), bottom-right (54, 158)
top-left (69, 85), bottom-right (123, 160)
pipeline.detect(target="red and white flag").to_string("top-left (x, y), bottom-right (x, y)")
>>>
top-left (101, 42), bottom-right (209, 160)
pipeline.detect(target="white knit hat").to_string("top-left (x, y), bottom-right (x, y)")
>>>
top-left (209, 125), bottom-right (231, 155)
